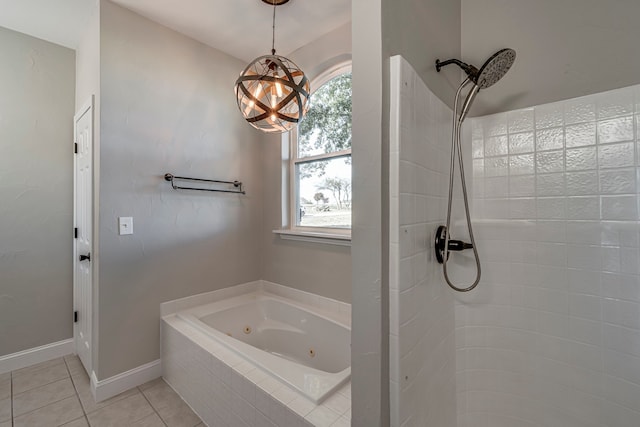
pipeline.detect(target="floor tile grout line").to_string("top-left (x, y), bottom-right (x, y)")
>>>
top-left (9, 357), bottom-right (79, 424)
top-left (62, 355), bottom-right (88, 420)
top-left (137, 385), bottom-right (169, 427)
top-left (12, 388), bottom-right (78, 421)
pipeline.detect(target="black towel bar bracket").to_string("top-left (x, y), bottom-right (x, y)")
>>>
top-left (164, 173), bottom-right (245, 195)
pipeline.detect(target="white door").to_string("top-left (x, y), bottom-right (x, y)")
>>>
top-left (74, 97), bottom-right (93, 375)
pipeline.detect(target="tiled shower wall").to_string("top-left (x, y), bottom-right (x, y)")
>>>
top-left (457, 85), bottom-right (640, 427)
top-left (389, 56), bottom-right (457, 427)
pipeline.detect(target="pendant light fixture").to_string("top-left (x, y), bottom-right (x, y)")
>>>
top-left (234, 0), bottom-right (310, 133)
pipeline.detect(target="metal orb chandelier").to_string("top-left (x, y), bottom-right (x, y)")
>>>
top-left (234, 0), bottom-right (310, 133)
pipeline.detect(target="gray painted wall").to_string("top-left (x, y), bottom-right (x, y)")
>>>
top-left (0, 27), bottom-right (76, 356)
top-left (462, 0), bottom-right (640, 116)
top-left (98, 1), bottom-right (264, 379)
top-left (261, 23), bottom-right (352, 304)
top-left (382, 0), bottom-right (462, 110)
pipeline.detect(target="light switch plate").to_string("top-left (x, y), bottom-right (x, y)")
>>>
top-left (119, 217), bottom-right (133, 235)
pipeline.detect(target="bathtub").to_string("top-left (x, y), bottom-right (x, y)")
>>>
top-left (175, 291), bottom-right (351, 404)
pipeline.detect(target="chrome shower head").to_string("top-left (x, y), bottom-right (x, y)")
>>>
top-left (475, 48), bottom-right (516, 89)
top-left (436, 48), bottom-right (516, 121)
top-left (435, 48), bottom-right (516, 89)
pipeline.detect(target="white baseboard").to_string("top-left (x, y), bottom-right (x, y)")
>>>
top-left (0, 339), bottom-right (74, 374)
top-left (91, 359), bottom-right (161, 402)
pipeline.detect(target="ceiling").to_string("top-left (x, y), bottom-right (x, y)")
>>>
top-left (0, 0), bottom-right (96, 49)
top-left (110, 0), bottom-right (351, 61)
top-left (0, 0), bottom-right (350, 61)
top-left (3, 0), bottom-right (639, 118)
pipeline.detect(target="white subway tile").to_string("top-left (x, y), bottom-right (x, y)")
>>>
top-left (566, 146), bottom-right (598, 171)
top-left (535, 102), bottom-right (564, 129)
top-left (536, 150), bottom-right (565, 173)
top-left (508, 132), bottom-right (535, 154)
top-left (599, 168), bottom-right (636, 194)
top-left (598, 90), bottom-right (635, 119)
top-left (565, 122), bottom-right (596, 148)
top-left (598, 141), bottom-right (635, 168)
top-left (536, 173), bottom-right (565, 196)
top-left (508, 108), bottom-right (535, 133)
top-left (536, 127), bottom-right (564, 152)
top-left (566, 171), bottom-right (599, 195)
top-left (564, 97), bottom-right (596, 125)
top-left (601, 195), bottom-right (638, 220)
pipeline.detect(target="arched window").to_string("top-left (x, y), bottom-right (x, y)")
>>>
top-left (290, 64), bottom-right (352, 234)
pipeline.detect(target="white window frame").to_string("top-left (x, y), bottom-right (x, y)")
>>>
top-left (287, 62), bottom-right (352, 241)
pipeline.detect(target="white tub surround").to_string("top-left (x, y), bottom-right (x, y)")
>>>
top-left (161, 281), bottom-right (352, 427)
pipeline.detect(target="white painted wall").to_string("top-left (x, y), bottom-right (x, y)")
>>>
top-left (261, 23), bottom-right (352, 304)
top-left (0, 26), bottom-right (76, 356)
top-left (97, 1), bottom-right (265, 379)
top-left (458, 85), bottom-right (640, 427)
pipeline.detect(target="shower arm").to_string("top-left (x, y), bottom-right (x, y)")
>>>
top-left (435, 58), bottom-right (479, 80)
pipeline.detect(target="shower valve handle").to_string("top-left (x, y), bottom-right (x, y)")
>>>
top-left (446, 239), bottom-right (473, 251)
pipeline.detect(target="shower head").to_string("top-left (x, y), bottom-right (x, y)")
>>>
top-left (435, 48), bottom-right (516, 89)
top-left (475, 48), bottom-right (516, 89)
top-left (436, 48), bottom-right (516, 121)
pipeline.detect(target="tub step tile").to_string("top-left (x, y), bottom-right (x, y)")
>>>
top-left (288, 396), bottom-right (315, 418)
top-left (322, 392), bottom-right (351, 416)
top-left (304, 406), bottom-right (341, 427)
top-left (330, 415), bottom-right (351, 427)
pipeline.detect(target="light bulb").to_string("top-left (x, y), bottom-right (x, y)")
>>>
top-left (275, 74), bottom-right (283, 97)
top-left (244, 100), bottom-right (255, 117)
top-left (253, 83), bottom-right (263, 98)
top-left (271, 84), bottom-right (277, 108)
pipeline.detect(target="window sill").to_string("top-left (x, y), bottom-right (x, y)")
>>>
top-left (273, 229), bottom-right (351, 247)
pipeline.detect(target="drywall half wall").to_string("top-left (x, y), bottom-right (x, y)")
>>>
top-left (352, 0), bottom-right (387, 425)
top-left (382, 0), bottom-right (462, 110)
top-left (98, 1), bottom-right (264, 379)
top-left (0, 26), bottom-right (76, 356)
top-left (261, 22), bottom-right (352, 304)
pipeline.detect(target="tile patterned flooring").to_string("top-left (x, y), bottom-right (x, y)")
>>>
top-left (0, 355), bottom-right (203, 427)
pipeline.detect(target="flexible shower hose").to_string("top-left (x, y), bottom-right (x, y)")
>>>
top-left (441, 78), bottom-right (482, 292)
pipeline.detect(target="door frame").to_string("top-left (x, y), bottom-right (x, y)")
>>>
top-left (73, 95), bottom-right (94, 375)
